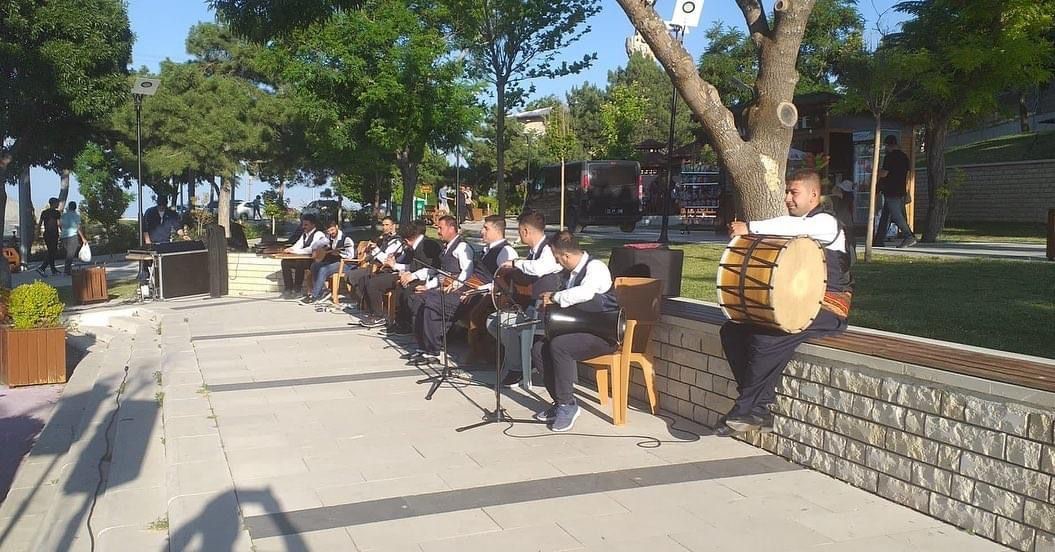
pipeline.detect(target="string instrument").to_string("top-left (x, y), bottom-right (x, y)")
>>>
top-left (491, 266), bottom-right (535, 309)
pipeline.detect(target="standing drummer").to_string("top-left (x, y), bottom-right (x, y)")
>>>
top-left (719, 169), bottom-right (854, 435)
top-left (531, 230), bottom-right (618, 432)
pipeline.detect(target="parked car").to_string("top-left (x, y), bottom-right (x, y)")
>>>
top-left (232, 200), bottom-right (256, 220)
top-left (302, 200), bottom-right (342, 221)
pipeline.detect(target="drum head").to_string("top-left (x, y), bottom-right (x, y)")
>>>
top-left (770, 237), bottom-right (826, 332)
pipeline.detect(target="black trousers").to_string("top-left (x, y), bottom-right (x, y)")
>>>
top-left (363, 273), bottom-right (398, 315)
top-left (531, 333), bottom-right (616, 406)
top-left (346, 267), bottom-right (374, 300)
top-left (416, 288), bottom-right (467, 354)
top-left (720, 309), bottom-right (848, 418)
top-left (40, 232), bottom-right (58, 271)
top-left (280, 258), bottom-right (312, 291)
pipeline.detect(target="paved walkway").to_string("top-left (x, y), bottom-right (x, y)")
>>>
top-left (0, 295), bottom-right (1006, 551)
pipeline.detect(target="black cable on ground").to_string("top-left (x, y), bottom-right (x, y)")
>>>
top-left (86, 363), bottom-right (131, 552)
top-left (500, 412), bottom-right (708, 449)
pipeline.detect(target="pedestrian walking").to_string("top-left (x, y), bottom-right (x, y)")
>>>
top-left (60, 202), bottom-right (87, 275)
top-left (875, 135), bottom-right (916, 248)
top-left (36, 198), bottom-right (61, 276)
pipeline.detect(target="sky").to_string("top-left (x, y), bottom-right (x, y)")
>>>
top-left (29, 0), bottom-right (906, 217)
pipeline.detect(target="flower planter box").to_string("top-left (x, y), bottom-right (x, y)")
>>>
top-left (0, 326), bottom-right (67, 387)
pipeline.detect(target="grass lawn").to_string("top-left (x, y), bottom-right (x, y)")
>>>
top-left (938, 222), bottom-right (1047, 244)
top-left (56, 278), bottom-right (140, 307)
top-left (576, 237), bottom-right (1055, 359)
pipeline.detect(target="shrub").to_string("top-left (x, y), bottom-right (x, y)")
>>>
top-left (9, 281), bottom-right (64, 329)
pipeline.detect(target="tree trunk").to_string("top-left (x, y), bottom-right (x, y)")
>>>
top-left (58, 169), bottom-right (71, 205)
top-left (188, 171), bottom-right (197, 209)
top-left (922, 118), bottom-right (949, 243)
top-left (18, 167), bottom-right (33, 267)
top-left (396, 152), bottom-right (419, 224)
top-left (495, 80), bottom-right (507, 217)
top-left (0, 183), bottom-right (10, 289)
top-left (216, 175), bottom-right (233, 238)
top-left (1019, 92), bottom-right (1030, 133)
top-left (864, 114), bottom-right (882, 262)
top-left (614, 0), bottom-right (811, 221)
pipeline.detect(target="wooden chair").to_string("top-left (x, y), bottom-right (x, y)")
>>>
top-left (329, 256), bottom-right (363, 306)
top-left (582, 277), bottom-right (662, 426)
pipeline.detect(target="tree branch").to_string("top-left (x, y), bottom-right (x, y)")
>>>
top-left (735, 0), bottom-right (772, 45)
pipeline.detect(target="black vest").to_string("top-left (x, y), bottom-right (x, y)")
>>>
top-left (440, 236), bottom-right (470, 275)
top-left (806, 206), bottom-right (854, 293)
top-left (565, 258), bottom-right (619, 312)
top-left (407, 236), bottom-right (441, 273)
top-left (298, 229), bottom-right (320, 249)
top-left (477, 241), bottom-right (508, 282)
top-left (517, 238), bottom-right (562, 299)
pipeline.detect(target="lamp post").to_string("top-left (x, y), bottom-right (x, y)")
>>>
top-left (658, 24), bottom-right (684, 244)
top-left (131, 77), bottom-right (160, 246)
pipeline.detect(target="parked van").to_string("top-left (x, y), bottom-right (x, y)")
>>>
top-left (523, 160), bottom-right (642, 232)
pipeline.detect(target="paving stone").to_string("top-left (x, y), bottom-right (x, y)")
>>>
top-left (1006, 436), bottom-right (1043, 469)
top-left (911, 462), bottom-right (952, 496)
top-left (896, 382), bottom-right (943, 415)
top-left (878, 474), bottom-right (931, 513)
top-left (929, 494), bottom-right (997, 540)
top-left (1025, 499), bottom-right (1055, 534)
top-left (253, 528), bottom-right (356, 552)
top-left (345, 509), bottom-right (501, 550)
top-left (963, 396), bottom-right (1031, 436)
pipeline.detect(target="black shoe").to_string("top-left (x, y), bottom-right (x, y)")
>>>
top-left (360, 316), bottom-right (387, 328)
top-left (400, 351), bottom-right (422, 360)
top-left (500, 371), bottom-right (523, 388)
top-left (724, 414), bottom-right (763, 433)
top-left (36, 267), bottom-right (46, 277)
top-left (384, 324), bottom-right (411, 335)
top-left (758, 411), bottom-right (774, 433)
top-left (898, 236), bottom-right (918, 248)
top-left (298, 295), bottom-right (315, 305)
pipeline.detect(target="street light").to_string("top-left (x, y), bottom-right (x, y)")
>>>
top-left (131, 77), bottom-right (160, 246)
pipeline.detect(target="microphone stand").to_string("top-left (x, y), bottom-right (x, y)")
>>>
top-left (409, 257), bottom-right (475, 401)
top-left (457, 270), bottom-right (546, 432)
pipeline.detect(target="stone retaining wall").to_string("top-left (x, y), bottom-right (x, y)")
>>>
top-left (593, 301), bottom-right (1055, 552)
top-left (913, 159), bottom-right (1055, 226)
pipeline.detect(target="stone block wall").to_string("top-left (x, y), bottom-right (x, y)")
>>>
top-left (913, 159), bottom-right (1055, 226)
top-left (599, 307), bottom-right (1055, 551)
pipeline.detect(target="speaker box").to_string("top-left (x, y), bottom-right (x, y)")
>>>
top-left (607, 246), bottom-right (684, 297)
top-left (157, 251), bottom-right (210, 299)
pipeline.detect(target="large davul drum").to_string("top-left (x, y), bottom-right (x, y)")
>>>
top-left (716, 235), bottom-right (826, 333)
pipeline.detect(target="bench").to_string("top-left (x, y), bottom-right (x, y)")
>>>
top-left (660, 298), bottom-right (1055, 393)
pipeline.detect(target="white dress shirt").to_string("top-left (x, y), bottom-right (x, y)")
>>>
top-left (513, 240), bottom-right (561, 277)
top-left (425, 238), bottom-right (473, 290)
top-left (748, 212), bottom-right (845, 252)
top-left (477, 239), bottom-right (518, 291)
top-left (397, 235), bottom-right (425, 274)
top-left (552, 253), bottom-right (613, 308)
top-left (287, 229), bottom-right (328, 255)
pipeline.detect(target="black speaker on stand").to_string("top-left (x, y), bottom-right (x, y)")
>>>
top-left (206, 224), bottom-right (229, 297)
top-left (608, 245), bottom-right (684, 297)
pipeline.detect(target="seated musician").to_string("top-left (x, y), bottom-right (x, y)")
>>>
top-left (718, 168), bottom-right (853, 435)
top-left (280, 214), bottom-right (328, 298)
top-left (301, 218), bottom-right (356, 305)
top-left (358, 220), bottom-right (441, 330)
top-left (405, 215), bottom-right (474, 364)
top-left (464, 215), bottom-right (518, 361)
top-left (531, 230), bottom-right (618, 432)
top-left (345, 216), bottom-right (402, 307)
top-left (489, 209), bottom-right (562, 386)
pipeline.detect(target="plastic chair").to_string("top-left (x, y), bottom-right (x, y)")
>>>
top-left (582, 277), bottom-right (662, 425)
